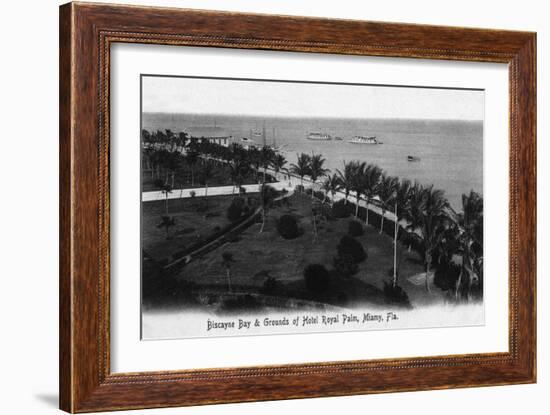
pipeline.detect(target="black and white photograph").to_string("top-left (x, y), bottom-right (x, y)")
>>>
top-left (140, 75), bottom-right (485, 339)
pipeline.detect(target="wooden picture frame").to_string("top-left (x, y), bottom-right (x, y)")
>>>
top-left (59, 2), bottom-right (536, 412)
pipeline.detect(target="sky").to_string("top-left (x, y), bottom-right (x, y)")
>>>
top-left (142, 75), bottom-right (484, 121)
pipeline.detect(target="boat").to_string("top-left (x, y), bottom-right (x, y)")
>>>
top-left (334, 136), bottom-right (343, 141)
top-left (349, 135), bottom-right (380, 144)
top-left (407, 155), bottom-right (421, 162)
top-left (307, 132), bottom-right (332, 141)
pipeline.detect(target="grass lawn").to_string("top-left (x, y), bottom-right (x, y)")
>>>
top-left (176, 192), bottom-right (435, 308)
top-left (142, 194), bottom-right (258, 264)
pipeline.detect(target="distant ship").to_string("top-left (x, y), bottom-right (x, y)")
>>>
top-left (334, 136), bottom-right (343, 141)
top-left (307, 132), bottom-right (332, 141)
top-left (349, 135), bottom-right (380, 144)
top-left (407, 155), bottom-right (421, 162)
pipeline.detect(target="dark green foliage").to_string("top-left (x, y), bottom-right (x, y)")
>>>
top-left (142, 253), bottom-right (197, 308)
top-left (277, 214), bottom-right (300, 239)
top-left (434, 261), bottom-right (461, 292)
top-left (331, 199), bottom-right (351, 218)
top-left (348, 220), bottom-right (364, 237)
top-left (227, 197), bottom-right (245, 222)
top-left (383, 281), bottom-right (412, 308)
top-left (333, 253), bottom-right (359, 278)
top-left (303, 264), bottom-right (330, 293)
top-left (220, 294), bottom-right (262, 313)
top-left (313, 190), bottom-right (325, 200)
top-left (261, 276), bottom-right (284, 296)
top-left (336, 292), bottom-right (349, 306)
top-left (336, 235), bottom-right (367, 263)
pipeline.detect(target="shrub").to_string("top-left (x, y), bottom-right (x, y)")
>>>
top-left (220, 294), bottom-right (261, 313)
top-left (303, 264), bottom-right (330, 293)
top-left (277, 215), bottom-right (300, 239)
top-left (333, 253), bottom-right (359, 278)
top-left (261, 276), bottom-right (283, 296)
top-left (142, 258), bottom-right (198, 308)
top-left (331, 199), bottom-right (351, 218)
top-left (336, 292), bottom-right (349, 306)
top-left (313, 190), bottom-right (325, 200)
top-left (383, 281), bottom-right (412, 308)
top-left (433, 259), bottom-right (461, 292)
top-left (227, 197), bottom-right (245, 222)
top-left (348, 220), bottom-right (364, 237)
top-left (336, 235), bottom-right (367, 263)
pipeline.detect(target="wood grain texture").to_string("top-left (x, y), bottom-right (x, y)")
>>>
top-left (59, 2), bottom-right (536, 412)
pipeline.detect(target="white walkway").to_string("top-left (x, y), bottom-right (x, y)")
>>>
top-left (141, 169), bottom-right (404, 228)
top-left (141, 181), bottom-right (292, 202)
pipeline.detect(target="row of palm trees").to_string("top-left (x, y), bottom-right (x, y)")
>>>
top-left (285, 152), bottom-right (483, 300)
top-left (142, 129), bottom-right (291, 192)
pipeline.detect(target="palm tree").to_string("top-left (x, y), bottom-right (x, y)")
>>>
top-left (154, 179), bottom-right (172, 215)
top-left (349, 161), bottom-right (366, 217)
top-left (142, 147), bottom-right (155, 178)
top-left (271, 153), bottom-right (287, 181)
top-left (152, 149), bottom-right (171, 181)
top-left (321, 173), bottom-right (341, 203)
top-left (141, 129), bottom-right (152, 147)
top-left (247, 147), bottom-right (262, 183)
top-left (228, 159), bottom-right (249, 195)
top-left (259, 184), bottom-right (278, 233)
top-left (403, 182), bottom-right (425, 250)
top-left (377, 174), bottom-right (399, 234)
top-left (221, 252), bottom-right (235, 292)
top-left (455, 191), bottom-right (484, 300)
top-left (165, 151), bottom-right (181, 188)
top-left (177, 132), bottom-right (188, 153)
top-left (362, 164), bottom-right (383, 225)
top-left (156, 129), bottom-right (167, 149)
top-left (311, 200), bottom-right (323, 241)
top-left (391, 179), bottom-right (412, 286)
top-left (308, 153), bottom-right (330, 199)
top-left (260, 146), bottom-right (275, 183)
top-left (289, 153), bottom-right (311, 191)
top-left (417, 185), bottom-right (450, 292)
top-left (336, 161), bottom-right (357, 205)
top-left (201, 161), bottom-right (215, 208)
top-left (185, 149), bottom-right (199, 186)
top-left (157, 216), bottom-right (176, 240)
top-left (165, 129), bottom-right (176, 151)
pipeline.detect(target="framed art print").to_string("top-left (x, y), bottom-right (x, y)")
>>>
top-left (59, 2), bottom-right (536, 412)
